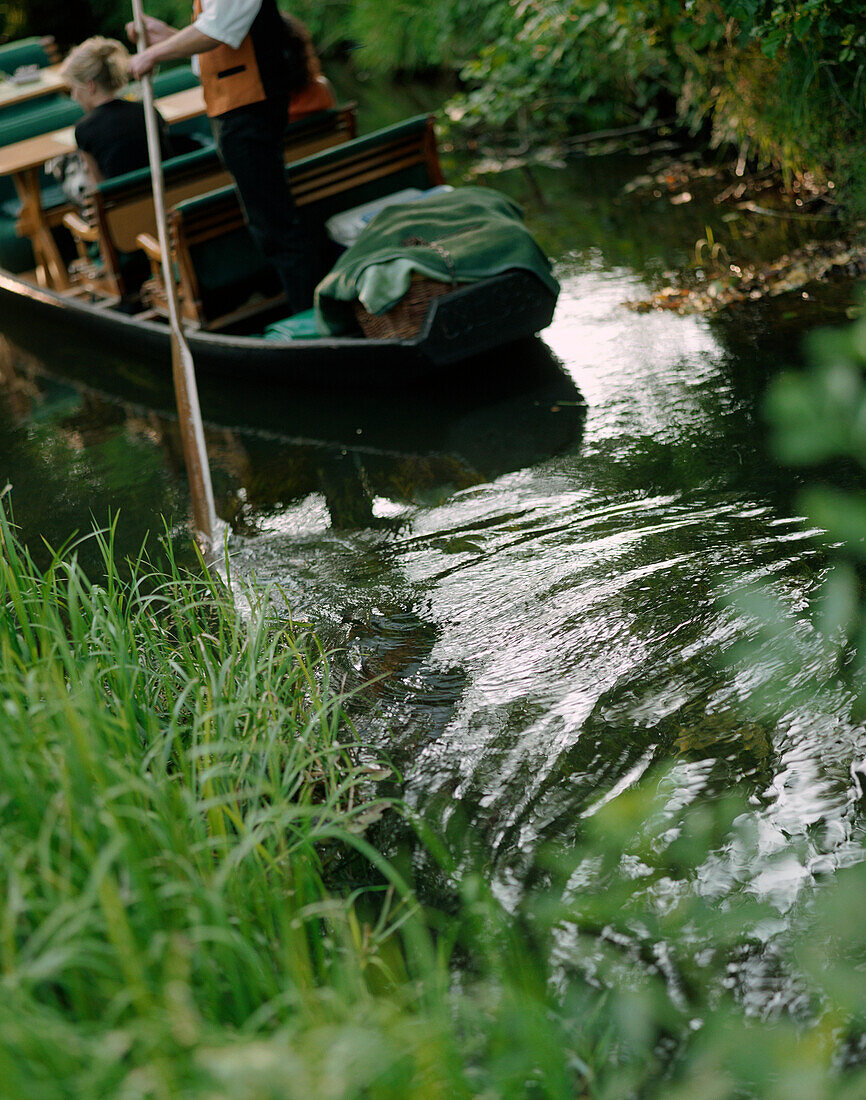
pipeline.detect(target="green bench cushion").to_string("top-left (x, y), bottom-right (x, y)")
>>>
top-left (0, 37), bottom-right (53, 75)
top-left (0, 98), bottom-right (82, 147)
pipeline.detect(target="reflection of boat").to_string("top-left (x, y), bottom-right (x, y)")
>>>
top-left (2, 333), bottom-right (585, 529)
top-left (0, 77), bottom-right (558, 383)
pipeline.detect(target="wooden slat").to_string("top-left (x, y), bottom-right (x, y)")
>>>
top-left (294, 153), bottom-right (427, 207)
top-left (290, 140), bottom-right (426, 193)
top-left (104, 167), bottom-right (234, 252)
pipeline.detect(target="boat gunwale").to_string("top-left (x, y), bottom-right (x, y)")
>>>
top-left (0, 265), bottom-right (556, 357)
top-left (0, 266), bottom-right (411, 352)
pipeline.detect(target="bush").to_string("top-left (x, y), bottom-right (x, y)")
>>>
top-left (446, 0), bottom-right (866, 213)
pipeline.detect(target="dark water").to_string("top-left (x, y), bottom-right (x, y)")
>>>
top-left (2, 81), bottom-right (864, 983)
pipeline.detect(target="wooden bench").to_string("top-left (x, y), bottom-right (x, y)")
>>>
top-left (0, 68), bottom-right (209, 284)
top-left (64, 102), bottom-right (358, 300)
top-left (139, 114), bottom-right (443, 330)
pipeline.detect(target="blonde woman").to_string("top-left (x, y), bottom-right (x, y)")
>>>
top-left (61, 36), bottom-right (171, 183)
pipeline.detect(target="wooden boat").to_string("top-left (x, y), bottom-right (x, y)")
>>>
top-left (0, 61), bottom-right (559, 389)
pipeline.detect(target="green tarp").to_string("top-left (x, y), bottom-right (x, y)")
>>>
top-left (314, 186), bottom-right (559, 336)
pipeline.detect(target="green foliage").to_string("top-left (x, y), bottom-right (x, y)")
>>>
top-left (285, 0), bottom-right (471, 73)
top-left (448, 0), bottom-right (683, 137)
top-left (724, 306), bottom-right (866, 718)
top-left (443, 0), bottom-right (866, 212)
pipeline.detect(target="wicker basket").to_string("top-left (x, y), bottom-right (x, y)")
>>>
top-left (354, 274), bottom-right (459, 340)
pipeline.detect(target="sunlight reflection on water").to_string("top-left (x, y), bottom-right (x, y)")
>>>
top-left (225, 250), bottom-right (865, 934)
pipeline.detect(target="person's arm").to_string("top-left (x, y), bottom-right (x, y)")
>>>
top-left (125, 14), bottom-right (176, 47)
top-left (128, 0), bottom-right (263, 79)
top-left (128, 24), bottom-right (222, 80)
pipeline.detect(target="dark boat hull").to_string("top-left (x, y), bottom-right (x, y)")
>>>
top-left (0, 267), bottom-right (557, 390)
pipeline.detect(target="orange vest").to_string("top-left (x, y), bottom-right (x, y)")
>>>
top-left (193, 0), bottom-right (266, 117)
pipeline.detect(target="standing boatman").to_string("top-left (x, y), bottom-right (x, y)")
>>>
top-left (128, 0), bottom-right (314, 315)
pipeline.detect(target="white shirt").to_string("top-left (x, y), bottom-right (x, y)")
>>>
top-left (193, 0), bottom-right (263, 50)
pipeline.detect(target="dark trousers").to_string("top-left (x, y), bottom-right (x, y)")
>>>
top-left (210, 97), bottom-right (315, 315)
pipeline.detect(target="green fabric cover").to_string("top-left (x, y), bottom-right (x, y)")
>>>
top-left (150, 66), bottom-right (200, 97)
top-left (0, 37), bottom-right (52, 75)
top-left (314, 186), bottom-right (560, 335)
top-left (263, 308), bottom-right (322, 341)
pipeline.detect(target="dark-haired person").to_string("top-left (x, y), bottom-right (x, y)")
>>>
top-left (128, 1), bottom-right (315, 315)
top-left (282, 14), bottom-right (336, 122)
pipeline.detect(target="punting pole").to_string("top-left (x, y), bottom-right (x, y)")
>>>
top-left (131, 0), bottom-right (216, 554)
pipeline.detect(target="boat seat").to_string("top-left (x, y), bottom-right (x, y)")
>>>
top-left (65, 102), bottom-right (357, 303)
top-left (0, 36), bottom-right (59, 75)
top-left (141, 113), bottom-right (441, 330)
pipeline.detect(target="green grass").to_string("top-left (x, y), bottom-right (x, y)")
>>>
top-left (0, 499), bottom-right (421, 1097)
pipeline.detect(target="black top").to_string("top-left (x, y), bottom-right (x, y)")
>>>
top-left (74, 98), bottom-right (172, 180)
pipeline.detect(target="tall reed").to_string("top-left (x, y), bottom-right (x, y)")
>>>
top-left (0, 500), bottom-right (432, 1096)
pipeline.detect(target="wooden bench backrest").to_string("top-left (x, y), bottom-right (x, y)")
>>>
top-left (292, 115), bottom-right (443, 210)
top-left (97, 104), bottom-right (358, 255)
top-left (173, 115), bottom-right (442, 250)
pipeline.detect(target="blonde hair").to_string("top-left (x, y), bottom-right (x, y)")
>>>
top-left (61, 37), bottom-right (129, 93)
